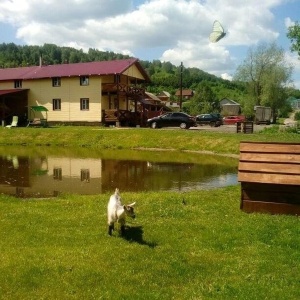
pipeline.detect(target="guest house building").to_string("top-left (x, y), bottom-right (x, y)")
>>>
top-left (0, 58), bottom-right (169, 127)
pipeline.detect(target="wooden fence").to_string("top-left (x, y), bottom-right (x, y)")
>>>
top-left (236, 121), bottom-right (254, 134)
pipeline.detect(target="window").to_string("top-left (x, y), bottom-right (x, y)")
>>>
top-left (53, 168), bottom-right (62, 180)
top-left (80, 98), bottom-right (89, 110)
top-left (52, 77), bottom-right (61, 87)
top-left (53, 99), bottom-right (61, 111)
top-left (81, 169), bottom-right (90, 182)
top-left (80, 76), bottom-right (89, 86)
top-left (14, 80), bottom-right (22, 88)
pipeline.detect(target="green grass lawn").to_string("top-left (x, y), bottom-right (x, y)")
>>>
top-left (0, 126), bottom-right (299, 299)
top-left (0, 125), bottom-right (299, 155)
top-left (1, 188), bottom-right (299, 299)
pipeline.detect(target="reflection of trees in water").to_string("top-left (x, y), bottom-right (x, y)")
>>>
top-left (101, 159), bottom-right (237, 192)
top-left (145, 161), bottom-right (237, 191)
top-left (102, 160), bottom-right (149, 192)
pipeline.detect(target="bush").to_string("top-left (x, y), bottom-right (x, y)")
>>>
top-left (260, 124), bottom-right (300, 134)
top-left (285, 121), bottom-right (300, 134)
top-left (279, 103), bottom-right (293, 118)
top-left (294, 111), bottom-right (300, 121)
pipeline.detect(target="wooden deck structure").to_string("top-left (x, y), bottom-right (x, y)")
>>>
top-left (101, 83), bottom-right (170, 127)
top-left (238, 141), bottom-right (300, 215)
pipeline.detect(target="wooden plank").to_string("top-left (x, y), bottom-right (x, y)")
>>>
top-left (240, 142), bottom-right (300, 154)
top-left (239, 152), bottom-right (300, 163)
top-left (241, 184), bottom-right (300, 204)
top-left (241, 182), bottom-right (300, 193)
top-left (238, 161), bottom-right (300, 174)
top-left (238, 172), bottom-right (300, 185)
top-left (242, 191), bottom-right (300, 204)
top-left (241, 200), bottom-right (300, 215)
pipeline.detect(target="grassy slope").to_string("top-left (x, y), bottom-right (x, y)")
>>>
top-left (0, 189), bottom-right (299, 299)
top-left (0, 126), bottom-right (299, 155)
top-left (0, 126), bottom-right (299, 299)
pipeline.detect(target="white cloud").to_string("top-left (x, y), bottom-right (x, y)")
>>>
top-left (285, 52), bottom-right (300, 89)
top-left (221, 73), bottom-right (233, 81)
top-left (0, 0), bottom-right (299, 86)
top-left (285, 17), bottom-right (294, 28)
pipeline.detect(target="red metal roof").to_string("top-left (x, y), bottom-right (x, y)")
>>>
top-left (0, 58), bottom-right (150, 82)
top-left (0, 89), bottom-right (27, 96)
top-left (0, 67), bottom-right (37, 81)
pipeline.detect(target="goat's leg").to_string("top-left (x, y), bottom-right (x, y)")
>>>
top-left (119, 219), bottom-right (126, 236)
top-left (120, 225), bottom-right (125, 236)
top-left (108, 223), bottom-right (114, 236)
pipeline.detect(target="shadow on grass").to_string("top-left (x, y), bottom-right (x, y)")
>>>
top-left (122, 225), bottom-right (157, 248)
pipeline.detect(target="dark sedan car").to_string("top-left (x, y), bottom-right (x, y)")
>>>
top-left (147, 112), bottom-right (196, 129)
top-left (196, 113), bottom-right (223, 127)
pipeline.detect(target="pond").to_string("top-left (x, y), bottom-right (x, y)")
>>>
top-left (0, 146), bottom-right (239, 198)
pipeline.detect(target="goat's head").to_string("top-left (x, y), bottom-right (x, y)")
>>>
top-left (124, 202), bottom-right (136, 219)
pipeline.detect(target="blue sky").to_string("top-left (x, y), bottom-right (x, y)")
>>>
top-left (1, 0), bottom-right (300, 88)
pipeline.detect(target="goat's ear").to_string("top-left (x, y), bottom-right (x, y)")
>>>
top-left (128, 202), bottom-right (136, 207)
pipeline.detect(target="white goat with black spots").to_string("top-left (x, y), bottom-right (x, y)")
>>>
top-left (107, 188), bottom-right (136, 236)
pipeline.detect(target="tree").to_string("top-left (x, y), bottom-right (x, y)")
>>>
top-left (188, 81), bottom-right (218, 115)
top-left (261, 65), bottom-right (291, 120)
top-left (234, 42), bottom-right (293, 122)
top-left (287, 21), bottom-right (300, 57)
top-left (162, 61), bottom-right (174, 74)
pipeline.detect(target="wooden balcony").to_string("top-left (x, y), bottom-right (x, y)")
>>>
top-left (102, 83), bottom-right (145, 98)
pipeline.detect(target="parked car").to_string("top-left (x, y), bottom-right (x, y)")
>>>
top-left (147, 112), bottom-right (196, 129)
top-left (196, 113), bottom-right (223, 127)
top-left (223, 115), bottom-right (245, 125)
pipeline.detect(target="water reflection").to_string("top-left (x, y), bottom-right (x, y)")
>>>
top-left (0, 147), bottom-right (238, 198)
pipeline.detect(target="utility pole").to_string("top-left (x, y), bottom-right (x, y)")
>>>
top-left (180, 62), bottom-right (183, 110)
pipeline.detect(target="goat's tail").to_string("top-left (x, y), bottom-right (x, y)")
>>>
top-left (115, 188), bottom-right (120, 196)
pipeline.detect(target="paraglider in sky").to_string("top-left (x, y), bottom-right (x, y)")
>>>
top-left (209, 20), bottom-right (226, 43)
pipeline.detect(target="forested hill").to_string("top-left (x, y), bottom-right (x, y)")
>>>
top-left (0, 42), bottom-right (245, 99)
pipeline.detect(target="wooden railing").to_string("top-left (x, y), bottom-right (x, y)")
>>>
top-left (102, 109), bottom-right (142, 126)
top-left (102, 109), bottom-right (118, 122)
top-left (102, 83), bottom-right (145, 97)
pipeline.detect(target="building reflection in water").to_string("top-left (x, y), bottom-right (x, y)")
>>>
top-left (0, 153), bottom-right (238, 198)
